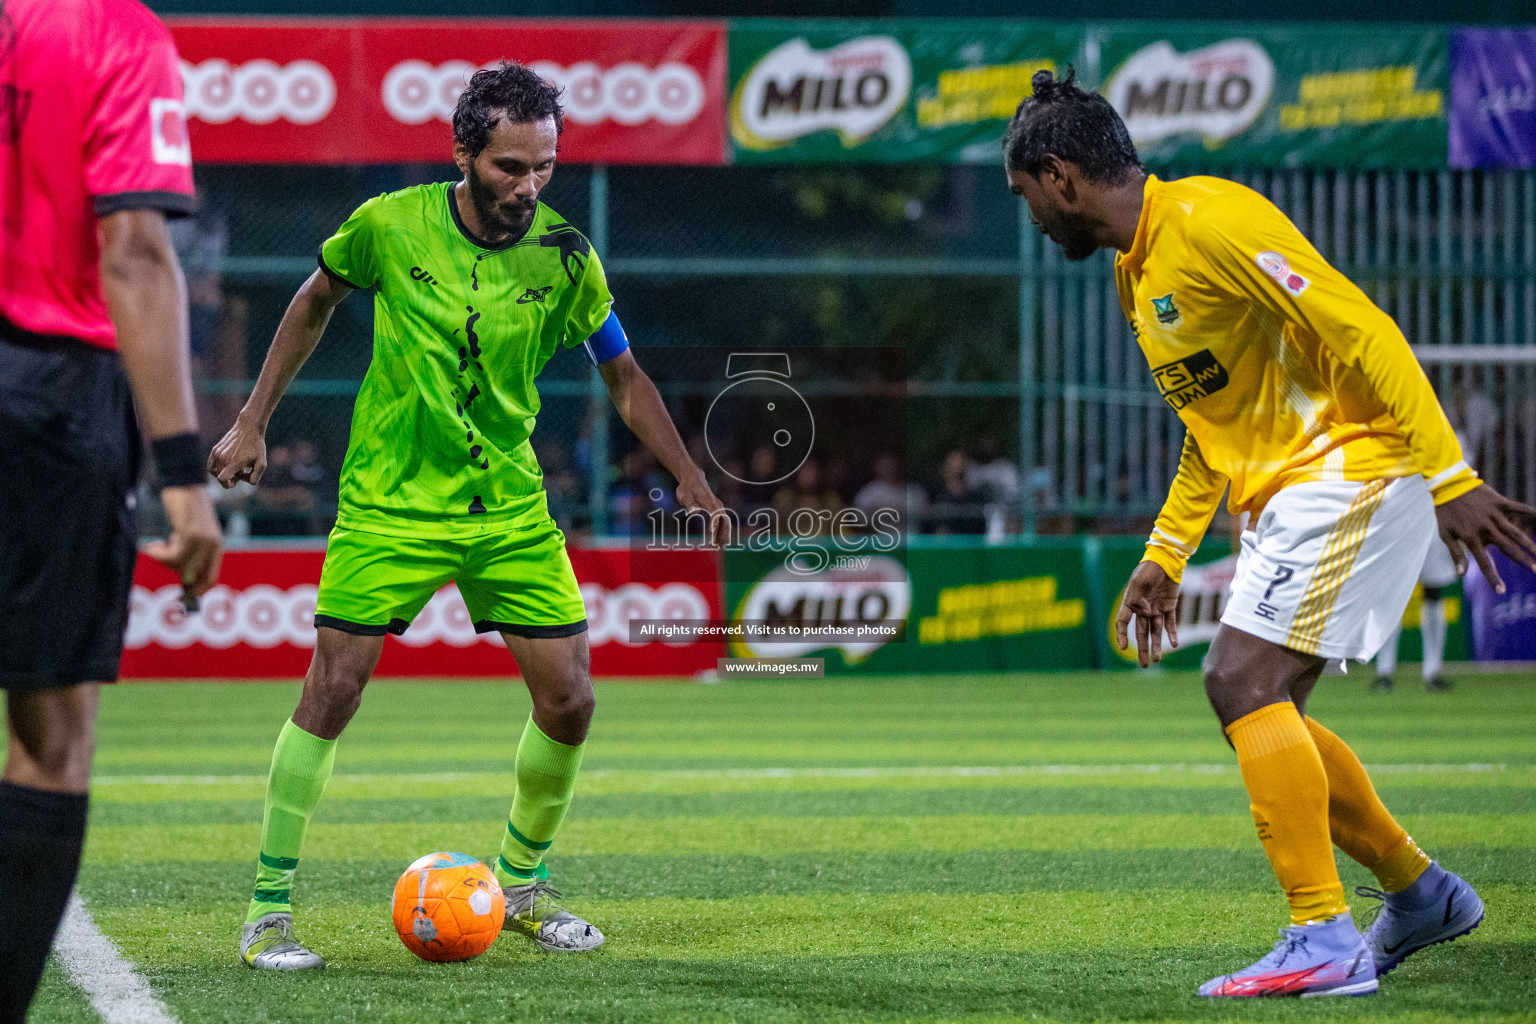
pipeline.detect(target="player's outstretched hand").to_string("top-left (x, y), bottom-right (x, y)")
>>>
top-left (145, 484), bottom-right (224, 610)
top-left (1436, 483), bottom-right (1536, 595)
top-left (208, 415), bottom-right (268, 488)
top-left (676, 469), bottom-right (731, 548)
top-left (1116, 561), bottom-right (1181, 668)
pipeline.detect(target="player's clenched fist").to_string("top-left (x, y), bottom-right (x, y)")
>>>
top-left (1116, 560), bottom-right (1182, 668)
top-left (209, 414), bottom-right (269, 488)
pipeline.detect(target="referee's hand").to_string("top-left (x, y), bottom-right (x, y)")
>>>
top-left (145, 485), bottom-right (224, 606)
top-left (1116, 561), bottom-right (1181, 668)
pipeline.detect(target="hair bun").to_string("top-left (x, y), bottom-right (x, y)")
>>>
top-left (1031, 65), bottom-right (1077, 102)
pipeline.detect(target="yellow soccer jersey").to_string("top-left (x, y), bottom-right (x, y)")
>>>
top-left (1117, 175), bottom-right (1478, 582)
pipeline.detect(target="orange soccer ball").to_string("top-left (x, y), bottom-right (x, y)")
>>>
top-left (391, 852), bottom-right (506, 962)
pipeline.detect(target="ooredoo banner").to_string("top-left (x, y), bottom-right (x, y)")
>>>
top-left (122, 546), bottom-right (725, 678)
top-left (168, 18), bottom-right (727, 165)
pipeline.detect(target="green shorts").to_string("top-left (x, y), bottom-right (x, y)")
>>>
top-left (313, 518), bottom-right (587, 639)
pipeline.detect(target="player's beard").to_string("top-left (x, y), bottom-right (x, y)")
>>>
top-left (1049, 209), bottom-right (1101, 262)
top-left (465, 164), bottom-right (538, 242)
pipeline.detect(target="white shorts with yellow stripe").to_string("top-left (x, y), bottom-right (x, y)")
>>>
top-left (1223, 475), bottom-right (1436, 663)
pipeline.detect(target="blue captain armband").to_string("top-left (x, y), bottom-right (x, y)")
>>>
top-left (583, 311), bottom-right (629, 364)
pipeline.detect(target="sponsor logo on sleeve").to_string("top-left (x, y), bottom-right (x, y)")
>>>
top-left (1105, 39), bottom-right (1274, 148)
top-left (149, 98), bottom-right (191, 165)
top-left (1151, 348), bottom-right (1230, 410)
top-left (731, 36), bottom-right (911, 151)
top-left (1254, 249), bottom-right (1310, 297)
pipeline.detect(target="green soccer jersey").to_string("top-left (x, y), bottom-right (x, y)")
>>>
top-left (318, 182), bottom-right (613, 538)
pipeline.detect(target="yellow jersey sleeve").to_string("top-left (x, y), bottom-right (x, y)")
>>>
top-left (1142, 431), bottom-right (1228, 582)
top-left (1185, 194), bottom-right (1479, 505)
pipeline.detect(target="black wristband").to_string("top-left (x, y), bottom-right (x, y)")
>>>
top-left (151, 432), bottom-right (206, 488)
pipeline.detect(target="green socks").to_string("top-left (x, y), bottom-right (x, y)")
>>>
top-left (246, 720), bottom-right (337, 924)
top-left (493, 717), bottom-right (585, 889)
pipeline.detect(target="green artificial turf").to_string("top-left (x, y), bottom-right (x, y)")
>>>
top-left (30, 671), bottom-right (1536, 1024)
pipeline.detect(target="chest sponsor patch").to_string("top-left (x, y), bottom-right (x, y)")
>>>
top-left (1151, 292), bottom-right (1181, 325)
top-left (1151, 349), bottom-right (1230, 411)
top-left (1255, 250), bottom-right (1310, 297)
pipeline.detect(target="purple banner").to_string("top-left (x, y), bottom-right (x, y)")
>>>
top-left (1463, 550), bottom-right (1536, 661)
top-left (1450, 28), bottom-right (1536, 169)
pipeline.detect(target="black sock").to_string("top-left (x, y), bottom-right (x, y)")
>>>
top-left (0, 781), bottom-right (88, 1024)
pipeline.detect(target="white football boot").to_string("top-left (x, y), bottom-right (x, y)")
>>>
top-left (240, 912), bottom-right (326, 969)
top-left (502, 881), bottom-right (604, 952)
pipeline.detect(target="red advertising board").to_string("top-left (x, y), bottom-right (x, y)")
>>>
top-left (168, 18), bottom-right (727, 165)
top-left (122, 545), bottom-right (724, 678)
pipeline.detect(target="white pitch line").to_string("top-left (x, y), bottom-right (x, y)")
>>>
top-left (89, 762), bottom-right (1512, 785)
top-left (53, 893), bottom-right (179, 1024)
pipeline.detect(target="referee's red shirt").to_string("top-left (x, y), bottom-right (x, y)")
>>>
top-left (1, 0), bottom-right (195, 351)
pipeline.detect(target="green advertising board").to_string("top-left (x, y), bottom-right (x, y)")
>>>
top-left (720, 536), bottom-right (1469, 675)
top-left (726, 20), bottom-right (1449, 168)
top-left (1092, 24), bottom-right (1448, 168)
top-left (728, 20), bottom-right (1083, 164)
top-left (722, 540), bottom-right (1095, 673)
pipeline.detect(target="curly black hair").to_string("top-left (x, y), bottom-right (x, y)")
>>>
top-left (1002, 67), bottom-right (1143, 185)
top-left (452, 61), bottom-right (564, 159)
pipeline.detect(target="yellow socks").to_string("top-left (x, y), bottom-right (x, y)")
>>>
top-left (1306, 716), bottom-right (1432, 893)
top-left (1227, 702), bottom-right (1348, 925)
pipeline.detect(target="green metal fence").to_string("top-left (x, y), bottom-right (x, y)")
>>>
top-left (179, 163), bottom-right (1536, 540)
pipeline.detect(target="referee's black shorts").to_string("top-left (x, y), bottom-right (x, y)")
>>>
top-left (0, 323), bottom-right (140, 692)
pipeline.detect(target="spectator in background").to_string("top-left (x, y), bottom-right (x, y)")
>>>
top-left (537, 442), bottom-right (583, 532)
top-left (715, 456), bottom-right (749, 514)
top-left (823, 455), bottom-right (852, 505)
top-left (1449, 378), bottom-right (1498, 475)
top-left (169, 206), bottom-right (248, 438)
top-left (169, 207), bottom-right (227, 362)
top-left (968, 434), bottom-right (1020, 505)
top-left (969, 433), bottom-right (1021, 540)
top-left (928, 449), bottom-right (988, 535)
top-left (252, 443), bottom-right (319, 536)
top-left (609, 448), bottom-right (673, 537)
top-left (740, 444), bottom-right (780, 513)
top-left (773, 458), bottom-right (842, 534)
top-left (209, 474), bottom-right (258, 541)
top-left (853, 450), bottom-right (928, 536)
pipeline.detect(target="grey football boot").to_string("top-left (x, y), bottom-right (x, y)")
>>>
top-left (503, 880), bottom-right (604, 952)
top-left (240, 912), bottom-right (326, 970)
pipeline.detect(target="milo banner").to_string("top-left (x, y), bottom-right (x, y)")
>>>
top-left (722, 541), bottom-right (1095, 673)
top-left (728, 20), bottom-right (1082, 164)
top-left (1094, 24), bottom-right (1448, 168)
top-left (726, 21), bottom-right (1451, 168)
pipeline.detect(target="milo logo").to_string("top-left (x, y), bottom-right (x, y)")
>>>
top-left (1106, 39), bottom-right (1274, 147)
top-left (730, 556), bottom-right (911, 662)
top-left (731, 36), bottom-right (911, 150)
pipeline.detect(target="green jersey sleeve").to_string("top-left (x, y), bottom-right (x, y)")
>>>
top-left (318, 195), bottom-right (386, 290)
top-left (563, 247), bottom-right (615, 348)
